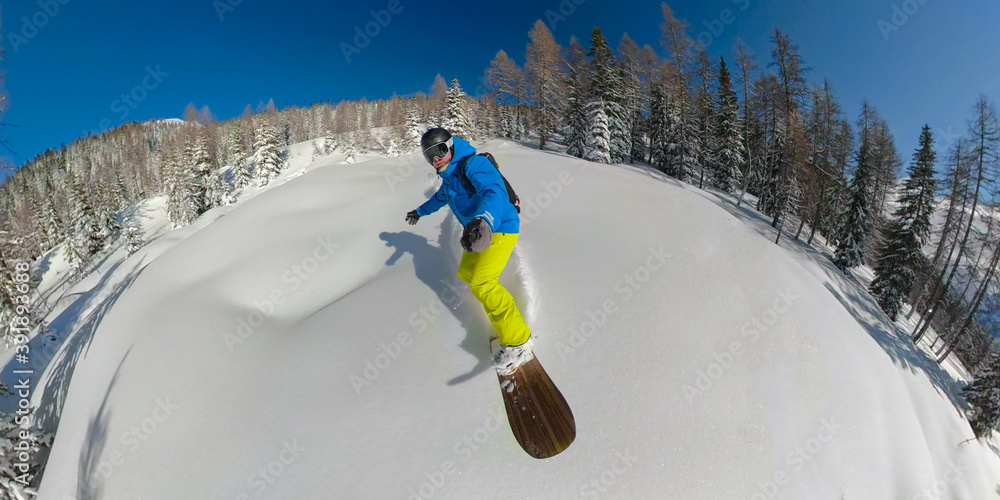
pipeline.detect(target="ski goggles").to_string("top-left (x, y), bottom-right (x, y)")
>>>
top-left (422, 137), bottom-right (454, 164)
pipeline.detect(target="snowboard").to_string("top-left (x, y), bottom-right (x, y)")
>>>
top-left (491, 339), bottom-right (576, 459)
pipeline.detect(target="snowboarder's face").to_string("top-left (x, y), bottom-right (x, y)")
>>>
top-left (432, 150), bottom-right (452, 169)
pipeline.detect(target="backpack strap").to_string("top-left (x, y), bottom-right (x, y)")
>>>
top-left (455, 154), bottom-right (477, 195)
top-left (455, 153), bottom-right (520, 213)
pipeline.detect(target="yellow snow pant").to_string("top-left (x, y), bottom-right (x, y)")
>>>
top-left (457, 232), bottom-right (531, 346)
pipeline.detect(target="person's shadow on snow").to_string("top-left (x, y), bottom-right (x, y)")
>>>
top-left (379, 228), bottom-right (495, 385)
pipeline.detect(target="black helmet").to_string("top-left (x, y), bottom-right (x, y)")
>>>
top-left (420, 128), bottom-right (454, 164)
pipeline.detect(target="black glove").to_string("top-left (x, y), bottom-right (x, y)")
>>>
top-left (405, 210), bottom-right (420, 225)
top-left (461, 218), bottom-right (493, 252)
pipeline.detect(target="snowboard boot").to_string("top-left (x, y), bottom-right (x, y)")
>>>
top-left (492, 337), bottom-right (535, 375)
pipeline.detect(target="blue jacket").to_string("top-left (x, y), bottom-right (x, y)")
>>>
top-left (416, 137), bottom-right (519, 234)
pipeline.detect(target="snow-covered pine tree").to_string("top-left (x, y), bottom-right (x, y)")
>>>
top-left (311, 139), bottom-right (323, 162)
top-left (515, 107), bottom-right (528, 139)
top-left (757, 122), bottom-right (786, 216)
top-left (342, 131), bottom-right (357, 164)
top-left (164, 145), bottom-right (198, 227)
top-left (445, 78), bottom-right (472, 138)
top-left (211, 165), bottom-right (232, 206)
top-left (99, 208), bottom-right (123, 244)
top-left (833, 103), bottom-right (878, 272)
top-left (252, 124), bottom-right (284, 186)
top-left (869, 125), bottom-right (937, 320)
top-left (694, 49), bottom-right (716, 189)
top-left (498, 105), bottom-right (512, 139)
top-left (354, 98), bottom-right (374, 154)
top-left (231, 132), bottom-right (252, 192)
top-left (323, 129), bottom-right (337, 155)
top-left (963, 351), bottom-right (1000, 438)
top-left (114, 170), bottom-right (130, 210)
top-left (382, 136), bottom-right (401, 158)
top-left (584, 101), bottom-right (612, 164)
top-left (66, 174), bottom-right (103, 276)
top-left (712, 56), bottom-right (744, 193)
top-left (405, 103), bottom-right (422, 151)
top-left (42, 196), bottom-right (62, 251)
top-left (188, 134), bottom-right (214, 214)
top-left (563, 36), bottom-right (590, 159)
top-left (123, 213), bottom-right (144, 256)
top-left (587, 28), bottom-right (629, 164)
top-left (666, 102), bottom-right (698, 182)
top-left (648, 83), bottom-right (673, 172)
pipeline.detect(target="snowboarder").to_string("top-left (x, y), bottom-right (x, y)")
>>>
top-left (406, 128), bottom-right (532, 373)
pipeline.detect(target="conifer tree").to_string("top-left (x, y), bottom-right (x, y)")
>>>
top-left (231, 131), bottom-right (252, 191)
top-left (869, 126), bottom-right (936, 320)
top-left (164, 147), bottom-right (198, 227)
top-left (405, 103), bottom-right (422, 150)
top-left (189, 134), bottom-right (213, 213)
top-left (253, 124), bottom-right (284, 186)
top-left (649, 83), bottom-right (677, 172)
top-left (587, 28), bottom-right (629, 163)
top-left (66, 174), bottom-right (103, 275)
top-left (712, 57), bottom-right (744, 192)
top-left (963, 351), bottom-right (1000, 438)
top-left (834, 103), bottom-right (878, 272)
top-left (584, 101), bottom-right (611, 164)
top-left (42, 197), bottom-right (62, 250)
top-left (563, 36), bottom-right (590, 158)
top-left (123, 214), bottom-right (144, 256)
top-left (342, 132), bottom-right (357, 164)
top-left (444, 78), bottom-right (471, 138)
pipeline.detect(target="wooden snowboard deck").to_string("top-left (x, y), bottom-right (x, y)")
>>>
top-left (496, 356), bottom-right (576, 459)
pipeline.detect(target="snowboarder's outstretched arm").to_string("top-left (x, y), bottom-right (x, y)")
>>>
top-left (416, 184), bottom-right (448, 217)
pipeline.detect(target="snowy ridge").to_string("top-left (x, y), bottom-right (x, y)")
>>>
top-left (18, 139), bottom-right (1000, 499)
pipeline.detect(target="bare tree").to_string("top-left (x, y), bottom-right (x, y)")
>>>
top-left (914, 96), bottom-right (999, 345)
top-left (525, 20), bottom-right (564, 150)
top-left (734, 39), bottom-right (758, 207)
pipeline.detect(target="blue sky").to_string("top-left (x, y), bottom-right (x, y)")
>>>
top-left (2, 0), bottom-right (998, 178)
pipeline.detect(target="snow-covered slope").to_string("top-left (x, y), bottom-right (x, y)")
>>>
top-left (26, 140), bottom-right (1000, 499)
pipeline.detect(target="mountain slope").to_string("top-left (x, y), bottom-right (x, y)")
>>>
top-left (28, 140), bottom-right (1000, 499)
